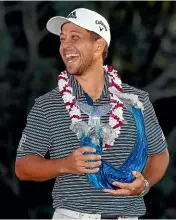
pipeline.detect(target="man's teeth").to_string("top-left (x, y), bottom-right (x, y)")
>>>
top-left (65, 54), bottom-right (78, 58)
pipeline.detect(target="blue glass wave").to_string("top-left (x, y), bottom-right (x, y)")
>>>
top-left (81, 105), bottom-right (148, 189)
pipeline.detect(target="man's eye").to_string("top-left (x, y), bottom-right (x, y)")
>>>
top-left (72, 35), bottom-right (79, 40)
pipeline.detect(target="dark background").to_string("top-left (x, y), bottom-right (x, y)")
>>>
top-left (0, 1), bottom-right (176, 219)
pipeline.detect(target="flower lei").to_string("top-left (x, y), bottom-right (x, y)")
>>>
top-left (58, 65), bottom-right (124, 149)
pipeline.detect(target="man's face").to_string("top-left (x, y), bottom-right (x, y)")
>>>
top-left (59, 22), bottom-right (97, 75)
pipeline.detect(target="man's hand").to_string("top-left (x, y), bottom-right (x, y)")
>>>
top-left (63, 146), bottom-right (101, 174)
top-left (103, 171), bottom-right (145, 196)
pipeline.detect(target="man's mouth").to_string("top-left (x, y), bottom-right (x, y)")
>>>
top-left (65, 54), bottom-right (79, 63)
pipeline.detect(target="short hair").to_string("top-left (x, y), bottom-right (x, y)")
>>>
top-left (87, 30), bottom-right (108, 61)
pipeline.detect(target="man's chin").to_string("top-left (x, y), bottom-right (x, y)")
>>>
top-left (65, 66), bottom-right (80, 76)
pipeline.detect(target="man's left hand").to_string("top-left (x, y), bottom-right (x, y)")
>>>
top-left (103, 171), bottom-right (145, 196)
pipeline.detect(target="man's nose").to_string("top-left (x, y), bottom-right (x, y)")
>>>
top-left (62, 38), bottom-right (72, 48)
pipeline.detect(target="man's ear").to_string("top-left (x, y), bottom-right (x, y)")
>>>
top-left (94, 38), bottom-right (106, 56)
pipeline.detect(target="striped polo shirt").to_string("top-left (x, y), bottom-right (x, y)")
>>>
top-left (16, 70), bottom-right (167, 217)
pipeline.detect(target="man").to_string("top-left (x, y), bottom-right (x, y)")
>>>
top-left (15, 8), bottom-right (169, 220)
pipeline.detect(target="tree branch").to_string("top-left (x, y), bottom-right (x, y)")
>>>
top-left (143, 62), bottom-right (176, 102)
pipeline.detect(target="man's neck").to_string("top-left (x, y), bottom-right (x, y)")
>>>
top-left (74, 65), bottom-right (105, 102)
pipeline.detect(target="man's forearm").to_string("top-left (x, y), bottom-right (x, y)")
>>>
top-left (142, 148), bottom-right (169, 187)
top-left (15, 155), bottom-right (67, 182)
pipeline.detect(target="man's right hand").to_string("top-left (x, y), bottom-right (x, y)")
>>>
top-left (63, 146), bottom-right (102, 174)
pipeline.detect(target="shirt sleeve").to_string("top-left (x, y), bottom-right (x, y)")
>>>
top-left (16, 98), bottom-right (51, 158)
top-left (142, 92), bottom-right (168, 156)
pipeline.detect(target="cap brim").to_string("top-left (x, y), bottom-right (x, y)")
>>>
top-left (46, 16), bottom-right (72, 36)
top-left (46, 16), bottom-right (93, 36)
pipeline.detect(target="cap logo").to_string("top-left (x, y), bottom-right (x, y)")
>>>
top-left (67, 11), bottom-right (77, 19)
top-left (95, 20), bottom-right (107, 32)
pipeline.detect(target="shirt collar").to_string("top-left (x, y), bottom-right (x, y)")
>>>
top-left (67, 69), bottom-right (109, 99)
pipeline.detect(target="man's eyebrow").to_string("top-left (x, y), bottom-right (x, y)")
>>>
top-left (60, 31), bottom-right (82, 35)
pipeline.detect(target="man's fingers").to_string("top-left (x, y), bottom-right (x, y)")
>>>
top-left (81, 154), bottom-right (101, 161)
top-left (112, 177), bottom-right (143, 191)
top-left (103, 189), bottom-right (132, 196)
top-left (79, 146), bottom-right (96, 153)
top-left (112, 182), bottom-right (132, 190)
top-left (84, 161), bottom-right (101, 168)
top-left (103, 172), bottom-right (145, 196)
top-left (132, 171), bottom-right (143, 180)
top-left (83, 167), bottom-right (100, 174)
top-left (76, 146), bottom-right (101, 161)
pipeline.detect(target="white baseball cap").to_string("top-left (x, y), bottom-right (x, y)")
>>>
top-left (46, 8), bottom-right (111, 46)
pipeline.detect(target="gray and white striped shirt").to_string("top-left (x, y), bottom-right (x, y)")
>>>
top-left (16, 71), bottom-right (167, 217)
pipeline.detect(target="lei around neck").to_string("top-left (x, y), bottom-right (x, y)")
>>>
top-left (58, 65), bottom-right (124, 149)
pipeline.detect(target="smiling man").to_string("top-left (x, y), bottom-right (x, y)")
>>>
top-left (15, 8), bottom-right (169, 220)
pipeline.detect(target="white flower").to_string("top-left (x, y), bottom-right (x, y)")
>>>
top-left (103, 65), bottom-right (108, 72)
top-left (109, 118), bottom-right (117, 127)
top-left (114, 77), bottom-right (122, 86)
top-left (114, 108), bottom-right (124, 120)
top-left (111, 94), bottom-right (121, 102)
top-left (70, 107), bottom-right (81, 116)
top-left (72, 118), bottom-right (80, 123)
top-left (62, 93), bottom-right (73, 102)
